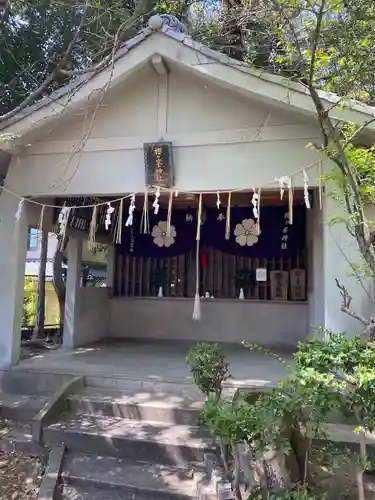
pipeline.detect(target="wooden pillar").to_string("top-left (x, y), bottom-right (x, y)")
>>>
top-left (63, 235), bottom-right (82, 348)
top-left (33, 229), bottom-right (48, 339)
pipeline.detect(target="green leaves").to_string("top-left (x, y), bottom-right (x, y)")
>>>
top-left (23, 277), bottom-right (37, 327)
top-left (186, 342), bottom-right (230, 396)
top-left (194, 333), bottom-right (375, 497)
top-left (294, 333), bottom-right (375, 432)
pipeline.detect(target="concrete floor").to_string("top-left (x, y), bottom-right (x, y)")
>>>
top-left (15, 339), bottom-right (292, 388)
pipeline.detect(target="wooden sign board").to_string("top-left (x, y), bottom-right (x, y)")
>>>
top-left (290, 269), bottom-right (306, 301)
top-left (144, 142), bottom-right (174, 188)
top-left (270, 270), bottom-right (289, 301)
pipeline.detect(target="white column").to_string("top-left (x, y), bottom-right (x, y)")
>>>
top-left (63, 235), bottom-right (82, 348)
top-left (0, 192), bottom-right (29, 368)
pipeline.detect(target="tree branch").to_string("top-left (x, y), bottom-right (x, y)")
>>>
top-left (308, 0), bottom-right (326, 87)
top-left (343, 117), bottom-right (375, 149)
top-left (58, 2), bottom-right (150, 81)
top-left (0, 0), bottom-right (90, 124)
top-left (335, 278), bottom-right (368, 325)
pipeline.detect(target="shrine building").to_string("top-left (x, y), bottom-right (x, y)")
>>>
top-left (0, 14), bottom-right (373, 369)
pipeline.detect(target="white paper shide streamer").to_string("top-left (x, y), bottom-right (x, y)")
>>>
top-left (275, 176), bottom-right (290, 200)
top-left (216, 191), bottom-right (221, 210)
top-left (125, 195), bottom-right (136, 227)
top-left (13, 199), bottom-right (24, 239)
top-left (15, 199), bottom-right (24, 222)
top-left (105, 202), bottom-right (115, 230)
top-left (153, 187), bottom-right (160, 215)
top-left (58, 206), bottom-right (70, 235)
top-left (303, 169), bottom-right (311, 209)
top-left (58, 205), bottom-right (70, 248)
top-left (252, 189), bottom-right (259, 219)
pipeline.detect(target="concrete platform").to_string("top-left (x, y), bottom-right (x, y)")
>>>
top-left (12, 339), bottom-right (292, 389)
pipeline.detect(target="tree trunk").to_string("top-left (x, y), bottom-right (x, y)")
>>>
top-left (290, 423), bottom-right (311, 484)
top-left (232, 443), bottom-right (243, 500)
top-left (219, 438), bottom-right (230, 477)
top-left (52, 237), bottom-right (66, 338)
top-left (262, 449), bottom-right (292, 492)
top-left (236, 443), bottom-right (261, 490)
top-left (355, 409), bottom-right (367, 500)
top-left (32, 229), bottom-right (48, 341)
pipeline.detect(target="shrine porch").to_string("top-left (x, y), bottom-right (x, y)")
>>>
top-left (13, 339), bottom-right (292, 390)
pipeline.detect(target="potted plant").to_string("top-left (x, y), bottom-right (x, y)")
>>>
top-left (234, 268), bottom-right (255, 299)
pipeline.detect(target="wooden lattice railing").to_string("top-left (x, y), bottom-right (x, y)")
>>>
top-left (114, 246), bottom-right (306, 300)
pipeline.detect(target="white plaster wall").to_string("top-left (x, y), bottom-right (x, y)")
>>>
top-left (43, 69), bottom-right (159, 141)
top-left (6, 64), bottom-right (322, 197)
top-left (167, 67), bottom-right (313, 132)
top-left (323, 196), bottom-right (374, 335)
top-left (109, 298), bottom-right (308, 348)
top-left (26, 232), bottom-right (58, 260)
top-left (307, 192), bottom-right (325, 333)
top-left (75, 287), bottom-right (109, 346)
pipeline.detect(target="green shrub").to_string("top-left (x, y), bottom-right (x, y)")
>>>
top-left (186, 342), bottom-right (229, 397)
top-left (23, 277), bottom-right (37, 327)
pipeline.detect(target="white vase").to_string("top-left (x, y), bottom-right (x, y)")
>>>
top-left (239, 288), bottom-right (245, 300)
top-left (158, 286), bottom-right (163, 298)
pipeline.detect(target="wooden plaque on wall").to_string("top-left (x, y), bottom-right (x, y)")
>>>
top-left (270, 270), bottom-right (289, 301)
top-left (144, 142), bottom-right (174, 188)
top-left (290, 269), bottom-right (306, 301)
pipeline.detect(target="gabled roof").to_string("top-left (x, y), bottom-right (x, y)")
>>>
top-left (1, 13), bottom-right (375, 146)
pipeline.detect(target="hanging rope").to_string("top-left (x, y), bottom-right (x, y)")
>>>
top-left (193, 193), bottom-right (203, 321)
top-left (140, 187), bottom-right (150, 234)
top-left (0, 160), bottom-right (320, 211)
top-left (166, 191), bottom-right (173, 237)
top-left (114, 199), bottom-right (123, 244)
top-left (88, 205), bottom-right (98, 251)
top-left (288, 176), bottom-right (294, 225)
top-left (225, 192), bottom-right (232, 240)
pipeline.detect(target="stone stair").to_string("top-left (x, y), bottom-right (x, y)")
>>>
top-left (66, 386), bottom-right (202, 425)
top-left (61, 452), bottom-right (206, 500)
top-left (40, 383), bottom-right (215, 499)
top-left (44, 412), bottom-right (213, 463)
top-left (0, 371), bottom-right (65, 422)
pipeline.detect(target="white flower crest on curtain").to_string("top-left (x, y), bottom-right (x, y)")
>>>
top-left (234, 219), bottom-right (260, 246)
top-left (152, 221), bottom-right (176, 247)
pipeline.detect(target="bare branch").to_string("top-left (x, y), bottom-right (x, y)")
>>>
top-left (335, 278), bottom-right (368, 325)
top-left (343, 117), bottom-right (375, 149)
top-left (308, 0), bottom-right (326, 87)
